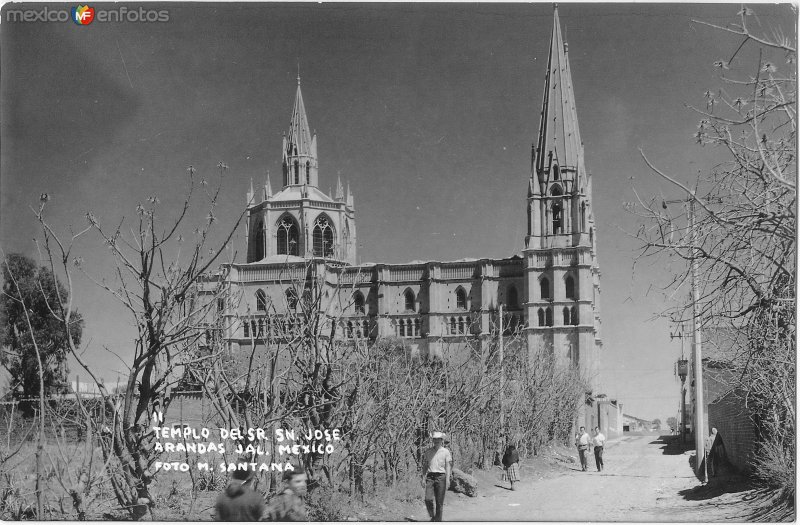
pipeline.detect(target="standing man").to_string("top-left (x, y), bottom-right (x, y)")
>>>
top-left (265, 469), bottom-right (308, 521)
top-left (575, 426), bottom-right (590, 472)
top-left (214, 465), bottom-right (265, 521)
top-left (592, 427), bottom-right (606, 472)
top-left (422, 431), bottom-right (452, 522)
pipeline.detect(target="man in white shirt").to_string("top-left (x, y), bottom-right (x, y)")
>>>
top-left (422, 431), bottom-right (452, 522)
top-left (575, 426), bottom-right (590, 471)
top-left (592, 427), bottom-right (606, 472)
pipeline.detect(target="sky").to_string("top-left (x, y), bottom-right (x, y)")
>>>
top-left (1, 2), bottom-right (795, 422)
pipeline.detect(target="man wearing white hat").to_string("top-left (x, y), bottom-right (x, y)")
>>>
top-left (422, 431), bottom-right (452, 522)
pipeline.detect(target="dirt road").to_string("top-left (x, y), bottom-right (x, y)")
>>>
top-left (443, 434), bottom-right (752, 522)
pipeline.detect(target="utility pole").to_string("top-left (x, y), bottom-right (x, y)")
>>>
top-left (689, 199), bottom-right (706, 481)
top-left (662, 196), bottom-right (712, 480)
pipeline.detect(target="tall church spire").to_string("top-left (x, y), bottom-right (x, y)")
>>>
top-left (527, 5), bottom-right (595, 249)
top-left (533, 5), bottom-right (585, 188)
top-left (283, 77), bottom-right (319, 187)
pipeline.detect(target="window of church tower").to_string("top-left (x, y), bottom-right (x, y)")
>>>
top-left (404, 289), bottom-right (416, 312)
top-left (450, 317), bottom-right (457, 335)
top-left (353, 291), bottom-right (365, 314)
top-left (277, 216), bottom-right (299, 256)
top-left (306, 161), bottom-right (311, 184)
top-left (581, 202), bottom-right (587, 232)
top-left (458, 316), bottom-right (465, 334)
top-left (243, 321), bottom-right (249, 338)
top-left (455, 287), bottom-right (467, 310)
top-left (414, 318), bottom-right (421, 337)
top-left (563, 306), bottom-right (570, 325)
top-left (537, 308), bottom-right (545, 326)
top-left (545, 307), bottom-right (553, 327)
top-left (313, 216), bottom-right (335, 257)
top-left (552, 202), bottom-right (563, 234)
top-left (553, 165), bottom-right (560, 181)
top-left (540, 277), bottom-right (550, 300)
top-left (507, 285), bottom-right (519, 309)
top-left (294, 160), bottom-right (299, 184)
top-left (254, 220), bottom-right (266, 261)
top-left (256, 289), bottom-right (267, 311)
top-left (571, 306), bottom-right (579, 325)
top-left (565, 275), bottom-right (576, 300)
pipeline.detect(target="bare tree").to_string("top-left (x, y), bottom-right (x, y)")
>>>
top-left (629, 6), bottom-right (795, 514)
top-left (32, 163), bottom-right (249, 519)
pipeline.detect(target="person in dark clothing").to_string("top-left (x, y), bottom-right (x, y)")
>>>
top-left (214, 465), bottom-right (265, 521)
top-left (501, 444), bottom-right (521, 490)
top-left (265, 470), bottom-right (308, 521)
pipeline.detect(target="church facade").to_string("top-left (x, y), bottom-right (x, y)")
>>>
top-left (208, 8), bottom-right (603, 400)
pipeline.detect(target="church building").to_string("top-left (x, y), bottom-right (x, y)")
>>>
top-left (206, 8), bottom-right (603, 413)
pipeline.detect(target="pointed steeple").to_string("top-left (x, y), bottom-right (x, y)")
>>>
top-left (335, 173), bottom-right (344, 201)
top-left (246, 177), bottom-right (254, 204)
top-left (346, 182), bottom-right (354, 207)
top-left (288, 76), bottom-right (313, 157)
top-left (283, 76), bottom-right (319, 188)
top-left (264, 171), bottom-right (272, 199)
top-left (533, 5), bottom-right (585, 188)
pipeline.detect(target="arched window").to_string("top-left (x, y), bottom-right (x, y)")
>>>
top-left (363, 320), bottom-right (370, 338)
top-left (537, 308), bottom-right (545, 326)
top-left (552, 202), bottom-right (563, 234)
top-left (305, 161), bottom-right (311, 185)
top-left (553, 164), bottom-right (560, 181)
top-left (540, 277), bottom-right (550, 300)
top-left (257, 319), bottom-right (264, 337)
top-left (507, 285), bottom-right (519, 309)
top-left (256, 289), bottom-right (267, 311)
top-left (571, 306), bottom-right (579, 326)
top-left (277, 216), bottom-right (299, 256)
top-left (404, 289), bottom-right (415, 312)
top-left (293, 160), bottom-right (299, 184)
top-left (313, 215), bottom-right (335, 257)
top-left (286, 289), bottom-right (298, 309)
top-left (565, 275), bottom-right (576, 300)
top-left (254, 220), bottom-right (265, 261)
top-left (353, 291), bottom-right (365, 314)
top-left (563, 306), bottom-right (570, 325)
top-left (243, 321), bottom-right (249, 338)
top-left (455, 287), bottom-right (467, 310)
top-left (414, 319), bottom-right (421, 337)
top-left (545, 307), bottom-right (553, 327)
top-left (347, 321), bottom-right (354, 339)
top-left (450, 317), bottom-right (457, 335)
top-left (590, 227), bottom-right (594, 243)
top-left (458, 317), bottom-right (465, 334)
top-left (400, 319), bottom-right (407, 337)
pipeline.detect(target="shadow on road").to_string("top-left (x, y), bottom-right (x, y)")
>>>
top-left (678, 474), bottom-right (753, 501)
top-left (652, 435), bottom-right (694, 456)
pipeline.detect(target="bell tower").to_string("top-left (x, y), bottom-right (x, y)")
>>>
top-left (524, 6), bottom-right (602, 391)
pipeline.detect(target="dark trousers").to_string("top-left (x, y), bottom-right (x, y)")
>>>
top-left (425, 473), bottom-right (446, 521)
top-left (578, 447), bottom-right (588, 470)
top-left (594, 446), bottom-right (604, 471)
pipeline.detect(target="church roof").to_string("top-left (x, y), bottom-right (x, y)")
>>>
top-left (534, 6), bottom-right (586, 184)
top-left (270, 185), bottom-right (336, 203)
top-left (287, 77), bottom-right (313, 156)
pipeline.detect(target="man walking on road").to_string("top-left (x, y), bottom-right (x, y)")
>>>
top-left (575, 427), bottom-right (590, 471)
top-left (592, 427), bottom-right (606, 472)
top-left (422, 431), bottom-right (452, 522)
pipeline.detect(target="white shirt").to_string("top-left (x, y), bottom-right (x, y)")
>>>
top-left (592, 432), bottom-right (606, 447)
top-left (577, 432), bottom-right (590, 446)
top-left (424, 446), bottom-right (452, 474)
